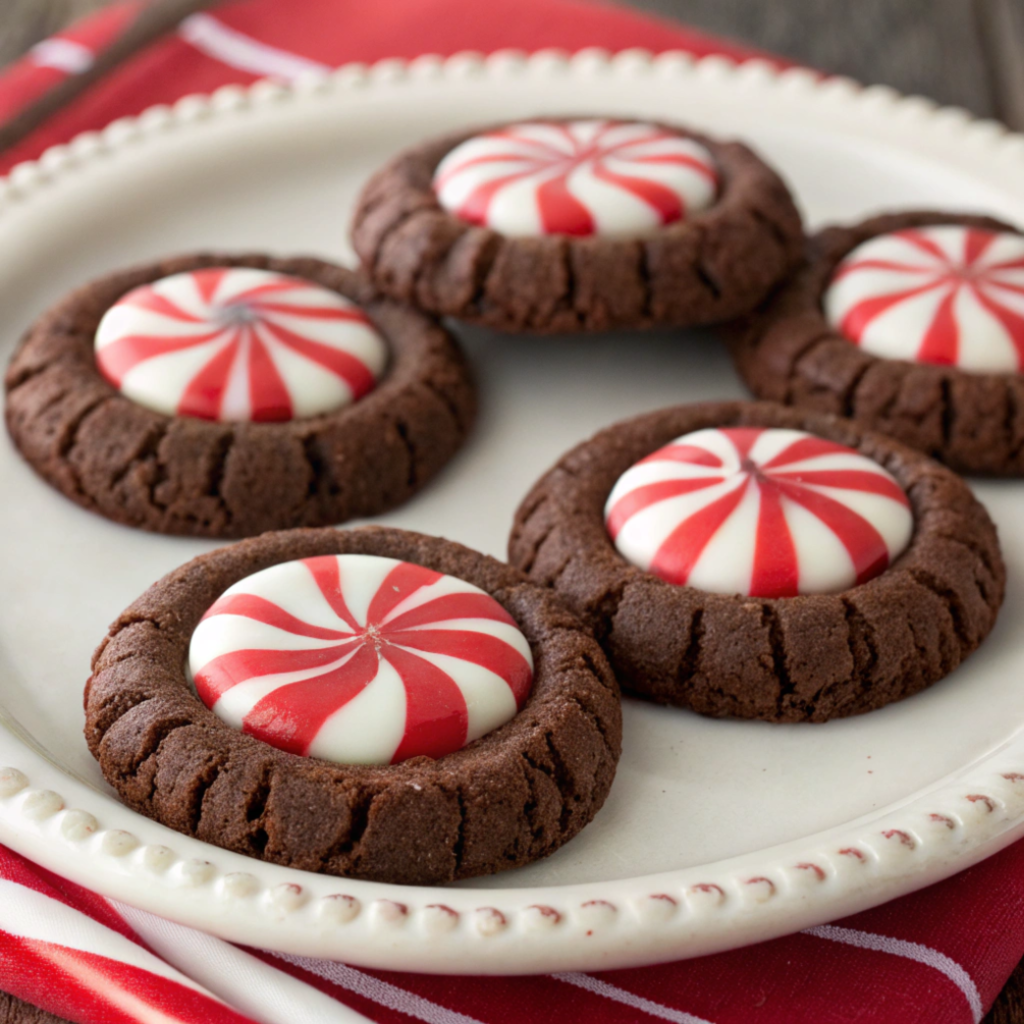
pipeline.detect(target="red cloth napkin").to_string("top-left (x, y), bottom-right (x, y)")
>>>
top-left (0, 3), bottom-right (1020, 1022)
top-left (0, 0), bottom-right (770, 175)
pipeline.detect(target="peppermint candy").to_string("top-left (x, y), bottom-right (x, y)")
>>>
top-left (605, 427), bottom-right (913, 598)
top-left (95, 267), bottom-right (388, 422)
top-left (824, 225), bottom-right (1024, 372)
top-left (189, 555), bottom-right (534, 765)
top-left (433, 120), bottom-right (718, 238)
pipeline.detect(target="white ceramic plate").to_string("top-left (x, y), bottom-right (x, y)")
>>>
top-left (2, 49), bottom-right (1024, 976)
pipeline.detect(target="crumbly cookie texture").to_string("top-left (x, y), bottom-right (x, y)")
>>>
top-left (509, 401), bottom-right (1005, 723)
top-left (727, 210), bottom-right (1024, 476)
top-left (0, 992), bottom-right (70, 1024)
top-left (85, 527), bottom-right (622, 886)
top-left (5, 255), bottom-right (476, 537)
top-left (351, 119), bottom-right (804, 333)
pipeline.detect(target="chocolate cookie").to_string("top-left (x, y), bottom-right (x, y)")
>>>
top-left (728, 210), bottom-right (1024, 476)
top-left (0, 993), bottom-right (69, 1024)
top-left (85, 526), bottom-right (622, 885)
top-left (351, 117), bottom-right (803, 333)
top-left (5, 254), bottom-right (476, 537)
top-left (509, 401), bottom-right (1004, 722)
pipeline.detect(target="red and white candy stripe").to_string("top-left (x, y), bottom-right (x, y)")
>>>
top-left (95, 267), bottom-right (388, 422)
top-left (0, 830), bottom-right (1004, 1024)
top-left (605, 427), bottom-right (913, 598)
top-left (0, 847), bottom-right (255, 1024)
top-left (190, 555), bottom-right (534, 765)
top-left (433, 119), bottom-right (718, 238)
top-left (825, 225), bottom-right (1024, 372)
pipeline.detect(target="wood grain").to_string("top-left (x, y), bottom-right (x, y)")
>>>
top-left (0, 0), bottom-right (113, 67)
top-left (977, 0), bottom-right (1024, 128)
top-left (989, 956), bottom-right (1024, 1024)
top-left (0, 0), bottom-right (212, 153)
top-left (0, 0), bottom-right (1023, 1020)
top-left (629, 0), bottom-right (998, 115)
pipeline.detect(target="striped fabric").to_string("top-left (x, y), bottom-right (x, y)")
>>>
top-left (0, 0), bottom-right (770, 175)
top-left (3, 835), bottom-right (1024, 1024)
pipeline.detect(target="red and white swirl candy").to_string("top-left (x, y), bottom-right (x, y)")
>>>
top-left (605, 427), bottom-right (913, 598)
top-left (189, 555), bottom-right (534, 765)
top-left (825, 225), bottom-right (1024, 372)
top-left (433, 120), bottom-right (718, 238)
top-left (95, 267), bottom-right (388, 422)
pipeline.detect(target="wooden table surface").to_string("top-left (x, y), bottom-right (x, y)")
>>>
top-left (2, 1), bottom-right (1024, 1020)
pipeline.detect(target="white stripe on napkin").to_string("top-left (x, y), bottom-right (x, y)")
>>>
top-left (805, 923), bottom-right (983, 1023)
top-left (273, 951), bottom-right (486, 1024)
top-left (30, 38), bottom-right (94, 74)
top-left (553, 972), bottom-right (715, 1024)
top-left (178, 13), bottom-right (330, 81)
